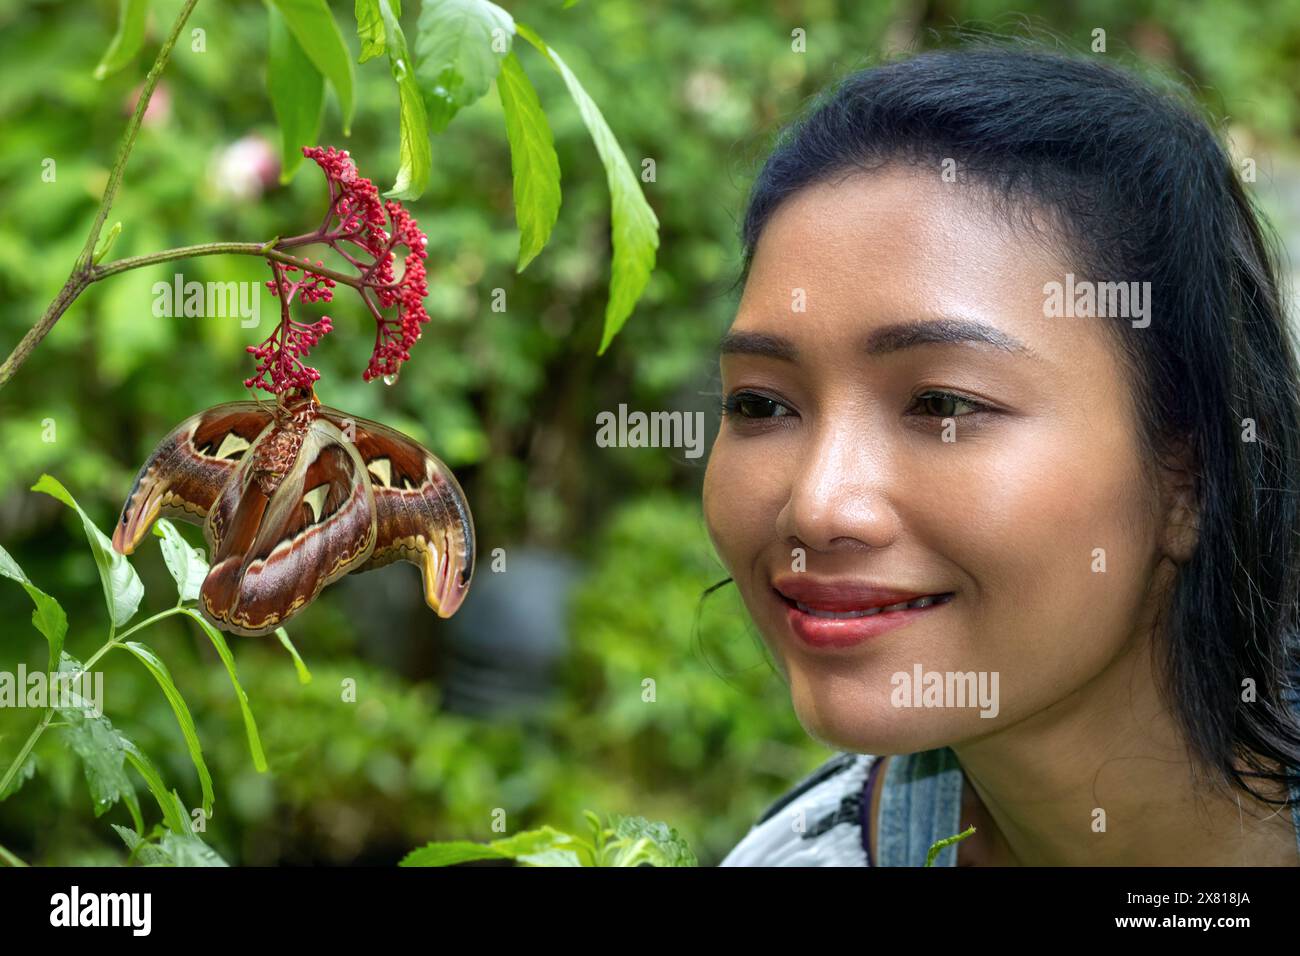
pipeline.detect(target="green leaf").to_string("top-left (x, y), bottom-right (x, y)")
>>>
top-left (0, 543), bottom-right (67, 672)
top-left (517, 848), bottom-right (582, 866)
top-left (152, 519), bottom-right (208, 604)
top-left (158, 827), bottom-right (229, 866)
top-left (275, 627), bottom-right (312, 683)
top-left (377, 0), bottom-right (430, 199)
top-left (119, 737), bottom-right (191, 833)
top-left (398, 841), bottom-right (510, 866)
top-left (399, 824), bottom-right (591, 866)
top-left (354, 0), bottom-right (396, 63)
top-left (609, 814), bottom-right (697, 866)
top-left (515, 23), bottom-right (659, 354)
top-left (111, 824), bottom-right (166, 865)
top-left (415, 0), bottom-right (514, 134)
top-left (487, 825), bottom-right (580, 858)
top-left (56, 688), bottom-right (144, 832)
top-left (32, 474), bottom-right (143, 629)
top-left (118, 641), bottom-right (214, 815)
top-left (267, 5), bottom-right (325, 182)
top-left (113, 816), bottom-right (229, 866)
top-left (497, 50), bottom-right (560, 272)
top-left (181, 609), bottom-right (267, 772)
top-left (269, 0), bottom-right (356, 135)
top-left (94, 0), bottom-right (149, 80)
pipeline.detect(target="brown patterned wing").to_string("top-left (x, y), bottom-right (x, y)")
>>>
top-left (199, 417), bottom-right (377, 636)
top-left (111, 402), bottom-right (275, 555)
top-left (317, 406), bottom-right (475, 618)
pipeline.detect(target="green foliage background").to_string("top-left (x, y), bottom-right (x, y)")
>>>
top-left (1, 0), bottom-right (1298, 865)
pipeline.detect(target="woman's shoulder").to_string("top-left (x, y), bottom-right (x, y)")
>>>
top-left (718, 751), bottom-right (880, 866)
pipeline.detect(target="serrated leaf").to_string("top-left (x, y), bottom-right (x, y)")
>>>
top-left (152, 519), bottom-right (208, 604)
top-left (497, 50), bottom-right (560, 272)
top-left (415, 0), bottom-right (514, 134)
top-left (31, 475), bottom-right (143, 629)
top-left (267, 5), bottom-right (325, 182)
top-left (377, 0), bottom-right (430, 199)
top-left (610, 814), bottom-right (697, 866)
top-left (0, 543), bottom-right (67, 672)
top-left (57, 705), bottom-right (143, 832)
top-left (398, 841), bottom-right (510, 866)
top-left (269, 0), bottom-right (356, 135)
top-left (113, 820), bottom-right (228, 866)
top-left (181, 609), bottom-right (267, 772)
top-left (118, 641), bottom-right (214, 815)
top-left (515, 23), bottom-right (659, 354)
top-left (94, 0), bottom-right (149, 80)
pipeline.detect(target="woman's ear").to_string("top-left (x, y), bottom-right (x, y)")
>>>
top-left (1158, 437), bottom-right (1200, 565)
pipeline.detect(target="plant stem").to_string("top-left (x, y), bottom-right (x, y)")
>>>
top-left (0, 708), bottom-right (52, 798)
top-left (95, 606), bottom-right (188, 661)
top-left (94, 242), bottom-right (362, 288)
top-left (0, 842), bottom-right (28, 867)
top-left (0, 606), bottom-right (188, 797)
top-left (0, 0), bottom-right (199, 392)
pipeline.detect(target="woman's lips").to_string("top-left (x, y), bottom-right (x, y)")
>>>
top-left (771, 579), bottom-right (955, 648)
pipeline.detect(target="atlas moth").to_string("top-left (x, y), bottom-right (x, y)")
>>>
top-left (110, 386), bottom-right (475, 636)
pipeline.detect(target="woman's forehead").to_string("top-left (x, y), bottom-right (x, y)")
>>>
top-left (731, 168), bottom-right (1100, 372)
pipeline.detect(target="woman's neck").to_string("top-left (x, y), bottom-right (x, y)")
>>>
top-left (950, 627), bottom-right (1299, 866)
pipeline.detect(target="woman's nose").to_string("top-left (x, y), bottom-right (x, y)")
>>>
top-left (776, 427), bottom-right (900, 556)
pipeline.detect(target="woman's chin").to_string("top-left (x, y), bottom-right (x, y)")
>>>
top-left (788, 679), bottom-right (966, 755)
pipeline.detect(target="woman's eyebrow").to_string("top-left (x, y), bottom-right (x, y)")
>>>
top-left (865, 318), bottom-right (1040, 359)
top-left (718, 319), bottom-right (1040, 361)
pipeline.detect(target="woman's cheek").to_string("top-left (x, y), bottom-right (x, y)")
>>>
top-left (928, 427), bottom-right (1155, 690)
top-left (703, 430), bottom-right (791, 589)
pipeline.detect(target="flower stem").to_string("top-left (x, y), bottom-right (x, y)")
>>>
top-left (0, 0), bottom-right (199, 392)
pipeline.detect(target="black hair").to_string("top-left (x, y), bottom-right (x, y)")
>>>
top-left (726, 43), bottom-right (1300, 815)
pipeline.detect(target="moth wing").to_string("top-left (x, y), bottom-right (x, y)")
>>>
top-left (200, 418), bottom-right (377, 636)
top-left (112, 402), bottom-right (274, 555)
top-left (318, 406), bottom-right (475, 618)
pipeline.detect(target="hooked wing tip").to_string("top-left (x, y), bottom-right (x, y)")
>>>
top-left (423, 538), bottom-right (472, 618)
top-left (111, 495), bottom-right (160, 557)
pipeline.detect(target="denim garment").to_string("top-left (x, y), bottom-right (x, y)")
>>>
top-left (720, 735), bottom-right (1300, 867)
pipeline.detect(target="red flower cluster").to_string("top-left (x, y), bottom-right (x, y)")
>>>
top-left (364, 200), bottom-right (430, 383)
top-left (243, 261), bottom-right (336, 393)
top-left (242, 146), bottom-right (431, 395)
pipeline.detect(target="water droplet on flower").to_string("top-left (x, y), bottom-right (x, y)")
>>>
top-left (383, 372), bottom-right (399, 386)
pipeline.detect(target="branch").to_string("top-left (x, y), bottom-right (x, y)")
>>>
top-left (0, 0), bottom-right (200, 391)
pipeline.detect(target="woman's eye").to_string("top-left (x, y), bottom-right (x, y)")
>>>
top-left (723, 391), bottom-right (794, 419)
top-left (910, 390), bottom-right (986, 418)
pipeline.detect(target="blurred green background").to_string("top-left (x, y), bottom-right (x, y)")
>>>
top-left (1, 0), bottom-right (1298, 865)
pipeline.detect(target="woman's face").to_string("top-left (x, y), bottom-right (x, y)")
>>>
top-left (702, 164), bottom-right (1186, 754)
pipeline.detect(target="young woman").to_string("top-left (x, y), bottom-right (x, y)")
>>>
top-left (705, 44), bottom-right (1300, 866)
